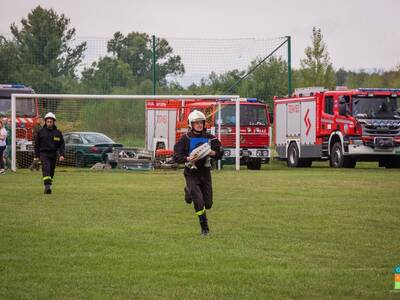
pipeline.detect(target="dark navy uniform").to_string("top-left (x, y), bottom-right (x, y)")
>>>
top-left (34, 125), bottom-right (65, 188)
top-left (174, 130), bottom-right (223, 234)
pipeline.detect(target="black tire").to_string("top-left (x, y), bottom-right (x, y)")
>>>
top-left (300, 159), bottom-right (313, 168)
top-left (287, 142), bottom-right (300, 168)
top-left (330, 142), bottom-right (356, 168)
top-left (343, 158), bottom-right (356, 168)
top-left (383, 158), bottom-right (400, 168)
top-left (76, 153), bottom-right (85, 168)
top-left (330, 142), bottom-right (344, 168)
top-left (246, 160), bottom-right (261, 170)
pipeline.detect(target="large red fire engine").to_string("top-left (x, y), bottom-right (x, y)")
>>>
top-left (146, 98), bottom-right (272, 169)
top-left (274, 87), bottom-right (400, 168)
top-left (0, 84), bottom-right (40, 164)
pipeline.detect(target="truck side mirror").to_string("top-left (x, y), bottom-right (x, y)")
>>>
top-left (269, 112), bottom-right (274, 124)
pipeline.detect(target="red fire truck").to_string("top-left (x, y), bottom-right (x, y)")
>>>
top-left (274, 87), bottom-right (400, 168)
top-left (0, 84), bottom-right (40, 166)
top-left (146, 98), bottom-right (272, 169)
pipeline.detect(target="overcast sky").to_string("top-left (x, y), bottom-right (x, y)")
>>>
top-left (1, 0), bottom-right (400, 72)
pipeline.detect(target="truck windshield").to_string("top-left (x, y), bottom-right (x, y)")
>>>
top-left (218, 104), bottom-right (267, 126)
top-left (353, 96), bottom-right (400, 119)
top-left (0, 98), bottom-right (36, 117)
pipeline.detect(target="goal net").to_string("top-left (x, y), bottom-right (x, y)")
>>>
top-left (10, 94), bottom-right (242, 172)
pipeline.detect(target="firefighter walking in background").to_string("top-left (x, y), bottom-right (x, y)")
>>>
top-left (174, 110), bottom-right (223, 235)
top-left (34, 112), bottom-right (65, 194)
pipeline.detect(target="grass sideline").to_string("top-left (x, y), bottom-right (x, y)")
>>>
top-left (0, 162), bottom-right (399, 299)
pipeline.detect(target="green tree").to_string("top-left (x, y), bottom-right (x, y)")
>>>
top-left (0, 36), bottom-right (19, 83)
top-left (336, 68), bottom-right (349, 86)
top-left (3, 6), bottom-right (86, 92)
top-left (81, 57), bottom-right (135, 94)
top-left (299, 27), bottom-right (336, 89)
top-left (381, 66), bottom-right (400, 87)
top-left (238, 57), bottom-right (288, 106)
top-left (187, 57), bottom-right (288, 105)
top-left (187, 70), bottom-right (244, 95)
top-left (344, 69), bottom-right (385, 88)
top-left (107, 32), bottom-right (185, 85)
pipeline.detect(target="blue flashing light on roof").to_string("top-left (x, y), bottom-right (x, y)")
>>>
top-left (0, 84), bottom-right (27, 89)
top-left (12, 84), bottom-right (26, 88)
top-left (246, 98), bottom-right (258, 102)
top-left (358, 88), bottom-right (400, 93)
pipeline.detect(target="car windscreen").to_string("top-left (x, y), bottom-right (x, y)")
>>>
top-left (81, 133), bottom-right (114, 144)
top-left (0, 97), bottom-right (36, 117)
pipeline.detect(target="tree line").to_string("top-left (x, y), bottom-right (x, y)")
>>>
top-left (1, 6), bottom-right (400, 108)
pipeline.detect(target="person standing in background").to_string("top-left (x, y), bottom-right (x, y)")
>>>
top-left (0, 119), bottom-right (8, 174)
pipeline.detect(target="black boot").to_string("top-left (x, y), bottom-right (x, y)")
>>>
top-left (184, 187), bottom-right (192, 204)
top-left (44, 184), bottom-right (52, 194)
top-left (199, 213), bottom-right (209, 236)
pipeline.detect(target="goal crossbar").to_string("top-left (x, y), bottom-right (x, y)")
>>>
top-left (11, 94), bottom-right (241, 171)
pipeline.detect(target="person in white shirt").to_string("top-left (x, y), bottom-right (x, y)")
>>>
top-left (0, 119), bottom-right (7, 174)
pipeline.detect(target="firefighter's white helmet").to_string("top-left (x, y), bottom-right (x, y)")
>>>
top-left (44, 112), bottom-right (56, 121)
top-left (188, 110), bottom-right (206, 128)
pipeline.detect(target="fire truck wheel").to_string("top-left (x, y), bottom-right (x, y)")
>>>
top-left (382, 157), bottom-right (400, 168)
top-left (343, 158), bottom-right (356, 168)
top-left (300, 159), bottom-right (312, 168)
top-left (287, 142), bottom-right (300, 168)
top-left (330, 142), bottom-right (343, 168)
top-left (246, 160), bottom-right (261, 170)
top-left (331, 142), bottom-right (356, 168)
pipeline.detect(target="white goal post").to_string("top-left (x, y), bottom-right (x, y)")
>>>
top-left (11, 94), bottom-right (241, 171)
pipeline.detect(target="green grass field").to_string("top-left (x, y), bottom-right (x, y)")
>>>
top-left (1, 162), bottom-right (399, 299)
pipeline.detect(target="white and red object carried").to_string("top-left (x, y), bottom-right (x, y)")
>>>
top-left (185, 143), bottom-right (211, 169)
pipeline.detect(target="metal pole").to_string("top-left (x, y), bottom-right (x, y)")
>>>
top-left (217, 101), bottom-right (222, 170)
top-left (287, 35), bottom-right (292, 96)
top-left (152, 35), bottom-right (156, 95)
top-left (235, 97), bottom-right (240, 171)
top-left (11, 94), bottom-right (16, 171)
top-left (225, 38), bottom-right (288, 94)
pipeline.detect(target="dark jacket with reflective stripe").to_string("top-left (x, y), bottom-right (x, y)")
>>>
top-left (173, 130), bottom-right (223, 172)
top-left (34, 125), bottom-right (65, 157)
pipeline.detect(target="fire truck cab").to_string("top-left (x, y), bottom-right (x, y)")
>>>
top-left (0, 84), bottom-right (40, 166)
top-left (146, 98), bottom-right (272, 170)
top-left (274, 87), bottom-right (400, 168)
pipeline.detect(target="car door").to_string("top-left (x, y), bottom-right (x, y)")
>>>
top-left (66, 134), bottom-right (84, 163)
top-left (321, 94), bottom-right (335, 135)
top-left (335, 94), bottom-right (353, 135)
